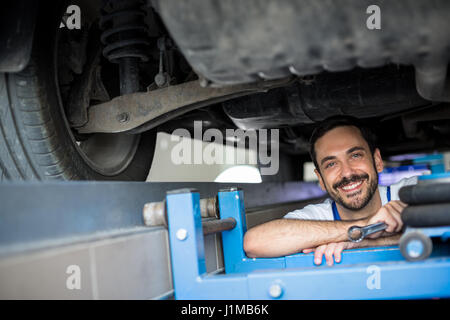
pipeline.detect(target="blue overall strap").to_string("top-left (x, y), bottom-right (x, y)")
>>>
top-left (332, 186), bottom-right (392, 221)
top-left (332, 201), bottom-right (341, 221)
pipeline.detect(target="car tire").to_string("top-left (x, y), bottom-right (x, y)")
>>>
top-left (0, 2), bottom-right (156, 181)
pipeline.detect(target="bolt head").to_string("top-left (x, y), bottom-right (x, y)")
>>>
top-left (176, 228), bottom-right (188, 241)
top-left (116, 112), bottom-right (129, 123)
top-left (269, 283), bottom-right (283, 298)
top-left (155, 73), bottom-right (168, 87)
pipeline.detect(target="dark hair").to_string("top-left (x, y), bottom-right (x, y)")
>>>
top-left (309, 116), bottom-right (377, 170)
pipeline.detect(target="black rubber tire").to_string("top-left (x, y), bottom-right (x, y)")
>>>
top-left (0, 2), bottom-right (155, 181)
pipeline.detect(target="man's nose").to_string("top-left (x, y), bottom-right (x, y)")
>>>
top-left (340, 160), bottom-right (356, 178)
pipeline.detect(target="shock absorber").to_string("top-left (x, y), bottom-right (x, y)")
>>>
top-left (100, 0), bottom-right (149, 94)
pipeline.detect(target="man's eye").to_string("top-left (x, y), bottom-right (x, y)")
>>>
top-left (325, 162), bottom-right (335, 169)
top-left (352, 153), bottom-right (362, 158)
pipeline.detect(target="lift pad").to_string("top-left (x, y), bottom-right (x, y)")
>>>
top-left (166, 188), bottom-right (450, 300)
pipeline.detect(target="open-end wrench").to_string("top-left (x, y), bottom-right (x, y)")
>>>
top-left (348, 222), bottom-right (387, 242)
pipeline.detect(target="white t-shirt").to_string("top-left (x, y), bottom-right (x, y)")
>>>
top-left (283, 176), bottom-right (418, 221)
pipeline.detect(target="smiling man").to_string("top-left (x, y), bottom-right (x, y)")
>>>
top-left (243, 116), bottom-right (418, 265)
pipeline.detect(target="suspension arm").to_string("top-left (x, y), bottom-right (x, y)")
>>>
top-left (76, 77), bottom-right (293, 134)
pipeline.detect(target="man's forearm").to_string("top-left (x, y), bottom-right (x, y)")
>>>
top-left (243, 218), bottom-right (368, 258)
top-left (349, 234), bottom-right (401, 250)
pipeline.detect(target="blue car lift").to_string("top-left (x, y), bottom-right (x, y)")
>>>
top-left (166, 188), bottom-right (450, 300)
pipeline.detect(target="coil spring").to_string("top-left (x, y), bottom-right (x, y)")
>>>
top-left (99, 0), bottom-right (150, 63)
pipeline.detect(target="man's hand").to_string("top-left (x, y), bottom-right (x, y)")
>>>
top-left (302, 241), bottom-right (355, 266)
top-left (364, 200), bottom-right (408, 238)
top-left (302, 233), bottom-right (402, 266)
top-left (302, 200), bottom-right (408, 266)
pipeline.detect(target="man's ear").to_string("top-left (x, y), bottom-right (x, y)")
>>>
top-left (314, 168), bottom-right (326, 191)
top-left (373, 148), bottom-right (384, 173)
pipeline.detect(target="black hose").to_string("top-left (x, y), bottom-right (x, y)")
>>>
top-left (402, 203), bottom-right (450, 227)
top-left (399, 183), bottom-right (450, 205)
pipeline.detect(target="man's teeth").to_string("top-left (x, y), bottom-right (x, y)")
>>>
top-left (341, 181), bottom-right (363, 190)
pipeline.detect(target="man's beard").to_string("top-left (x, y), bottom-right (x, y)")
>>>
top-left (326, 168), bottom-right (379, 211)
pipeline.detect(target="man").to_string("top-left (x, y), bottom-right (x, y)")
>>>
top-left (243, 116), bottom-right (418, 266)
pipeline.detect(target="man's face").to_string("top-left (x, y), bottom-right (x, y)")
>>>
top-left (314, 126), bottom-right (383, 211)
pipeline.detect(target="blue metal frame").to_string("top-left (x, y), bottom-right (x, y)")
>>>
top-left (405, 226), bottom-right (450, 239)
top-left (218, 188), bottom-right (249, 273)
top-left (166, 188), bottom-right (450, 300)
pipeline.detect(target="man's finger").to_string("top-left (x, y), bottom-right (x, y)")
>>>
top-left (386, 202), bottom-right (401, 215)
top-left (376, 207), bottom-right (398, 233)
top-left (385, 215), bottom-right (398, 233)
top-left (324, 243), bottom-right (337, 266)
top-left (314, 245), bottom-right (327, 265)
top-left (334, 242), bottom-right (347, 263)
top-left (389, 201), bottom-right (407, 212)
top-left (386, 201), bottom-right (407, 232)
top-left (367, 230), bottom-right (384, 239)
top-left (396, 200), bottom-right (408, 208)
top-left (302, 248), bottom-right (314, 254)
top-left (385, 203), bottom-right (404, 232)
top-left (392, 213), bottom-right (403, 232)
top-left (367, 208), bottom-right (395, 235)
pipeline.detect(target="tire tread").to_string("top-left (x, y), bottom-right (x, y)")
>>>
top-left (0, 61), bottom-right (71, 180)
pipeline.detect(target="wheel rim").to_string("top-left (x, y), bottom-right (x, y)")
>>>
top-left (77, 133), bottom-right (140, 176)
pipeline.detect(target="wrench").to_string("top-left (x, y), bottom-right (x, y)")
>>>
top-left (347, 222), bottom-right (387, 242)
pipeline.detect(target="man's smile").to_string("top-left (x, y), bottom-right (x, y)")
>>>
top-left (328, 170), bottom-right (379, 211)
top-left (339, 180), bottom-right (364, 193)
top-left (333, 173), bottom-right (369, 197)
